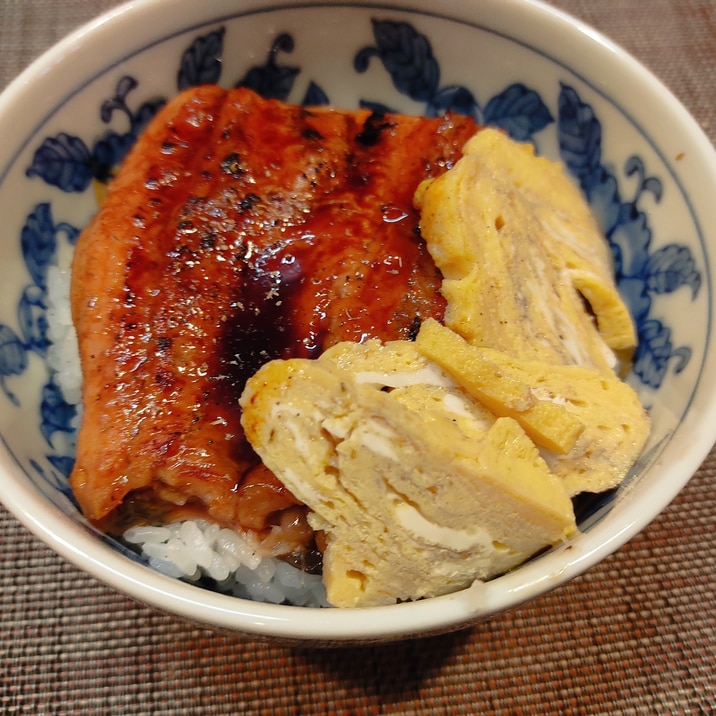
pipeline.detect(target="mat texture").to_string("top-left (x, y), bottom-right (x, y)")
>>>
top-left (1, 1), bottom-right (714, 714)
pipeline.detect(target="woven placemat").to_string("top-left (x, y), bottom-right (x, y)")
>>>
top-left (2, 1), bottom-right (715, 714)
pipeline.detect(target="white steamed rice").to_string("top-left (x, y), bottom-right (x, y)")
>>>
top-left (124, 520), bottom-right (328, 607)
top-left (46, 265), bottom-right (329, 608)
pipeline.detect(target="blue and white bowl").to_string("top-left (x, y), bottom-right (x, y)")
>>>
top-left (1, 0), bottom-right (715, 643)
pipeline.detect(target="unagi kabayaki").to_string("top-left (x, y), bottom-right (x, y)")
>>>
top-left (69, 85), bottom-right (478, 563)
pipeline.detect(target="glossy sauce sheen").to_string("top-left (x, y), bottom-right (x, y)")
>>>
top-left (70, 86), bottom-right (477, 558)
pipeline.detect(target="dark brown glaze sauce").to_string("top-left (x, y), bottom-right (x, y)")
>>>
top-left (70, 86), bottom-right (478, 562)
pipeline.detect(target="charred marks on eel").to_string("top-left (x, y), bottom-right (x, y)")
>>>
top-left (220, 152), bottom-right (248, 179)
top-left (355, 112), bottom-right (394, 146)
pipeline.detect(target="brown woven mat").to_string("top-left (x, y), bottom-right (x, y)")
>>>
top-left (1, 1), bottom-right (714, 714)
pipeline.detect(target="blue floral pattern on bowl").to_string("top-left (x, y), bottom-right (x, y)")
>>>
top-left (0, 17), bottom-right (702, 523)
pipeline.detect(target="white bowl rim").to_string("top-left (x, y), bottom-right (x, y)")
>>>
top-left (1, 0), bottom-right (715, 642)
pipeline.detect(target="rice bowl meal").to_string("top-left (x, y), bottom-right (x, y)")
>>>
top-left (61, 80), bottom-right (650, 607)
top-left (1, 0), bottom-right (715, 641)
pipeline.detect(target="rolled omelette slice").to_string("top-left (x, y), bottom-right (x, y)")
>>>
top-left (240, 339), bottom-right (576, 608)
top-left (414, 127), bottom-right (636, 374)
top-left (415, 319), bottom-right (650, 496)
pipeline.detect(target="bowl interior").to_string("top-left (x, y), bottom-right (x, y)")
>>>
top-left (1, 0), bottom-right (715, 641)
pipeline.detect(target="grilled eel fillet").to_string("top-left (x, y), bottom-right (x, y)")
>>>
top-left (69, 85), bottom-right (477, 559)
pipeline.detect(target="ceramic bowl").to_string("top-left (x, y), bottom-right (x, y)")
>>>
top-left (1, 0), bottom-right (715, 644)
